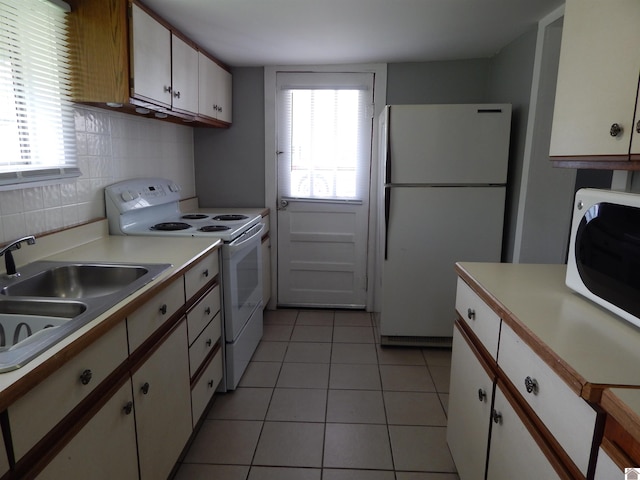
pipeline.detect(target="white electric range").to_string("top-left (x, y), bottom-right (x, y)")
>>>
top-left (105, 178), bottom-right (264, 390)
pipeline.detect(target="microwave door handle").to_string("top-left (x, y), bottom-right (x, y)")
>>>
top-left (228, 223), bottom-right (265, 252)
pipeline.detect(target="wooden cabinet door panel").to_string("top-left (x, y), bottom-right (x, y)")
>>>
top-left (550, 0), bottom-right (640, 158)
top-left (36, 381), bottom-right (138, 480)
top-left (446, 324), bottom-right (494, 480)
top-left (127, 276), bottom-right (184, 352)
top-left (455, 278), bottom-right (501, 360)
top-left (487, 383), bottom-right (562, 480)
top-left (171, 34), bottom-right (199, 113)
top-left (131, 4), bottom-right (172, 107)
top-left (185, 252), bottom-right (219, 300)
top-left (132, 320), bottom-right (192, 480)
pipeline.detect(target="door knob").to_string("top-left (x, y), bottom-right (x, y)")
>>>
top-left (278, 199), bottom-right (289, 210)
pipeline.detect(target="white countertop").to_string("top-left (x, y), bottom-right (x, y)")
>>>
top-left (0, 224), bottom-right (221, 400)
top-left (457, 262), bottom-right (640, 392)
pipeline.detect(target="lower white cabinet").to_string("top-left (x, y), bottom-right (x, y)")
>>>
top-left (486, 382), bottom-right (562, 480)
top-left (36, 381), bottom-right (138, 480)
top-left (133, 320), bottom-right (192, 480)
top-left (447, 324), bottom-right (494, 480)
top-left (499, 322), bottom-right (597, 475)
top-left (8, 320), bottom-right (129, 460)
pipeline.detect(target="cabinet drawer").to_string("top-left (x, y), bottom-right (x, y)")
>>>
top-left (185, 252), bottom-right (219, 301)
top-left (191, 347), bottom-right (223, 427)
top-left (127, 277), bottom-right (184, 352)
top-left (9, 321), bottom-right (129, 460)
top-left (189, 313), bottom-right (221, 376)
top-left (498, 322), bottom-right (597, 475)
top-left (186, 284), bottom-right (220, 345)
top-left (455, 278), bottom-right (501, 360)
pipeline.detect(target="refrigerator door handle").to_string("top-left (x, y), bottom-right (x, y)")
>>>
top-left (384, 187), bottom-right (390, 260)
top-left (385, 109), bottom-right (392, 185)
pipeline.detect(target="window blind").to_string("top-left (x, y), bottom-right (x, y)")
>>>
top-left (276, 72), bottom-right (373, 202)
top-left (0, 0), bottom-right (79, 188)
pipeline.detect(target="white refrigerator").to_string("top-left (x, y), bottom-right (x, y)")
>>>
top-left (378, 104), bottom-right (512, 346)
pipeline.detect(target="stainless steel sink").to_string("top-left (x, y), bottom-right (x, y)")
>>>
top-left (1, 264), bottom-right (149, 298)
top-left (0, 261), bottom-right (171, 372)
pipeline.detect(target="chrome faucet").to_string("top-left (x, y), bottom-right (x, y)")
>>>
top-left (0, 236), bottom-right (36, 277)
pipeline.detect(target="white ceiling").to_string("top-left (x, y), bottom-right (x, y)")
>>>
top-left (142, 0), bottom-right (565, 68)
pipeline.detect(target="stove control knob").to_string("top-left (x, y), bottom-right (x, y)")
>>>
top-left (168, 183), bottom-right (181, 193)
top-left (121, 190), bottom-right (139, 202)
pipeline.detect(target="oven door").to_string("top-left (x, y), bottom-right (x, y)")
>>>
top-left (222, 223), bottom-right (264, 342)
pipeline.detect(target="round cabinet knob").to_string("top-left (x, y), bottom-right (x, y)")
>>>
top-left (492, 409), bottom-right (502, 424)
top-left (478, 388), bottom-right (487, 402)
top-left (159, 304), bottom-right (168, 315)
top-left (206, 338), bottom-right (213, 347)
top-left (610, 123), bottom-right (623, 137)
top-left (467, 308), bottom-right (476, 320)
top-left (173, 91), bottom-right (181, 99)
top-left (163, 85), bottom-right (172, 93)
top-left (203, 269), bottom-right (209, 278)
top-left (524, 376), bottom-right (539, 395)
top-left (141, 382), bottom-right (150, 395)
top-left (122, 401), bottom-right (133, 415)
top-left (636, 120), bottom-right (640, 134)
top-left (208, 380), bottom-right (214, 388)
top-left (79, 369), bottom-right (93, 385)
top-left (204, 307), bottom-right (211, 315)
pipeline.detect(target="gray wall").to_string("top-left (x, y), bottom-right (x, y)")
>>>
top-left (194, 67), bottom-right (265, 207)
top-left (386, 60), bottom-right (490, 105)
top-left (485, 27), bottom-right (538, 262)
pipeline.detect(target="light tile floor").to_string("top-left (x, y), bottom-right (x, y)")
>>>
top-left (174, 309), bottom-right (459, 480)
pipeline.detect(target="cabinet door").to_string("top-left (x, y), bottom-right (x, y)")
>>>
top-left (132, 320), bottom-right (192, 480)
top-left (550, 0), bottom-right (640, 158)
top-left (171, 34), bottom-right (199, 113)
top-left (486, 383), bottom-right (562, 480)
top-left (198, 52), bottom-right (232, 122)
top-left (446, 323), bottom-right (494, 480)
top-left (36, 381), bottom-right (138, 480)
top-left (215, 66), bottom-right (232, 123)
top-left (131, 3), bottom-right (172, 107)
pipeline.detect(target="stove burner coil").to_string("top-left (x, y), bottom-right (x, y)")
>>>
top-left (150, 222), bottom-right (192, 231)
top-left (182, 214), bottom-right (209, 220)
top-left (212, 214), bottom-right (248, 221)
top-left (199, 225), bottom-right (231, 232)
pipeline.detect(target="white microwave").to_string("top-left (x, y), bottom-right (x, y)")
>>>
top-left (566, 188), bottom-right (640, 329)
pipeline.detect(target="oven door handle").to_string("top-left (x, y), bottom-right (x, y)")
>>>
top-left (227, 223), bottom-right (265, 253)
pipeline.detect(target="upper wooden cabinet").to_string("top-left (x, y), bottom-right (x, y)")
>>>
top-left (68, 0), bottom-right (232, 128)
top-left (550, 0), bottom-right (640, 169)
top-left (198, 52), bottom-right (233, 123)
top-left (130, 3), bottom-right (172, 108)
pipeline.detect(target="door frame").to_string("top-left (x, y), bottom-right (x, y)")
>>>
top-left (264, 63), bottom-right (388, 311)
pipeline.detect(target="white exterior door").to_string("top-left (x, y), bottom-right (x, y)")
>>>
top-left (276, 72), bottom-right (374, 308)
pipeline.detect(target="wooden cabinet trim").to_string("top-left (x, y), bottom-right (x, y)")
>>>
top-left (68, 0), bottom-right (231, 127)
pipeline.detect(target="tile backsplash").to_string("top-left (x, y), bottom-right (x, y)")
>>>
top-left (0, 106), bottom-right (196, 244)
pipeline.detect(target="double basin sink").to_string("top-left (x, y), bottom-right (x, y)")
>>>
top-left (0, 261), bottom-right (171, 372)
